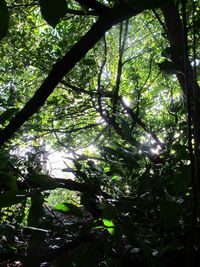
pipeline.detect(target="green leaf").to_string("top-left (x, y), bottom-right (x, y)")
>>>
top-left (160, 201), bottom-right (181, 229)
top-left (103, 219), bottom-right (115, 235)
top-left (28, 174), bottom-right (59, 190)
top-left (39, 0), bottom-right (67, 27)
top-left (54, 202), bottom-right (83, 218)
top-left (0, 191), bottom-right (25, 208)
top-left (89, 218), bottom-right (115, 235)
top-left (0, 0), bottom-right (8, 40)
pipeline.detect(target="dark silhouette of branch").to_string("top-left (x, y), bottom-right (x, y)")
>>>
top-left (0, 4), bottom-right (144, 147)
top-left (75, 0), bottom-right (110, 15)
top-left (97, 36), bottom-right (108, 116)
top-left (120, 97), bottom-right (165, 149)
top-left (112, 20), bottom-right (129, 115)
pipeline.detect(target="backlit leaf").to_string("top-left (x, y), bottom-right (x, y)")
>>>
top-left (54, 202), bottom-right (83, 217)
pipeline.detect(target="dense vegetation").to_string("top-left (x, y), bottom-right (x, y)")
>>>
top-left (0, 0), bottom-right (200, 266)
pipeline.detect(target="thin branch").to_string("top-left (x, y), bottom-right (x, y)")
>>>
top-left (139, 56), bottom-right (154, 90)
top-left (0, 5), bottom-right (144, 147)
top-left (153, 9), bottom-right (167, 32)
top-left (45, 123), bottom-right (103, 134)
top-left (120, 97), bottom-right (165, 149)
top-left (61, 80), bottom-right (96, 96)
top-left (75, 0), bottom-right (110, 15)
top-left (97, 36), bottom-right (108, 116)
top-left (112, 19), bottom-right (129, 114)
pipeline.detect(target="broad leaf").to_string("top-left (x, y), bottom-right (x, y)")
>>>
top-left (54, 202), bottom-right (83, 217)
top-left (103, 219), bottom-right (115, 235)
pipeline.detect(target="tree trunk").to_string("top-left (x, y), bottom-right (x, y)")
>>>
top-left (162, 2), bottom-right (200, 265)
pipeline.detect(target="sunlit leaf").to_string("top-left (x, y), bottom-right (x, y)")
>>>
top-left (103, 219), bottom-right (115, 235)
top-left (54, 202), bottom-right (83, 217)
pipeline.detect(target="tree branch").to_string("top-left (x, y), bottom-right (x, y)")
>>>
top-left (75, 0), bottom-right (110, 15)
top-left (0, 5), bottom-right (144, 147)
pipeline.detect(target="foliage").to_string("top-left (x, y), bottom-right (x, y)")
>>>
top-left (0, 0), bottom-right (200, 266)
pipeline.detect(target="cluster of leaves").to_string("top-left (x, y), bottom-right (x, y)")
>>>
top-left (0, 131), bottom-right (192, 267)
top-left (0, 0), bottom-right (200, 266)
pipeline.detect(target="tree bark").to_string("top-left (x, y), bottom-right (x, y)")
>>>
top-left (162, 2), bottom-right (200, 265)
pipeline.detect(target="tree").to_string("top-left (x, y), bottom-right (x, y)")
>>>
top-left (0, 0), bottom-right (200, 266)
